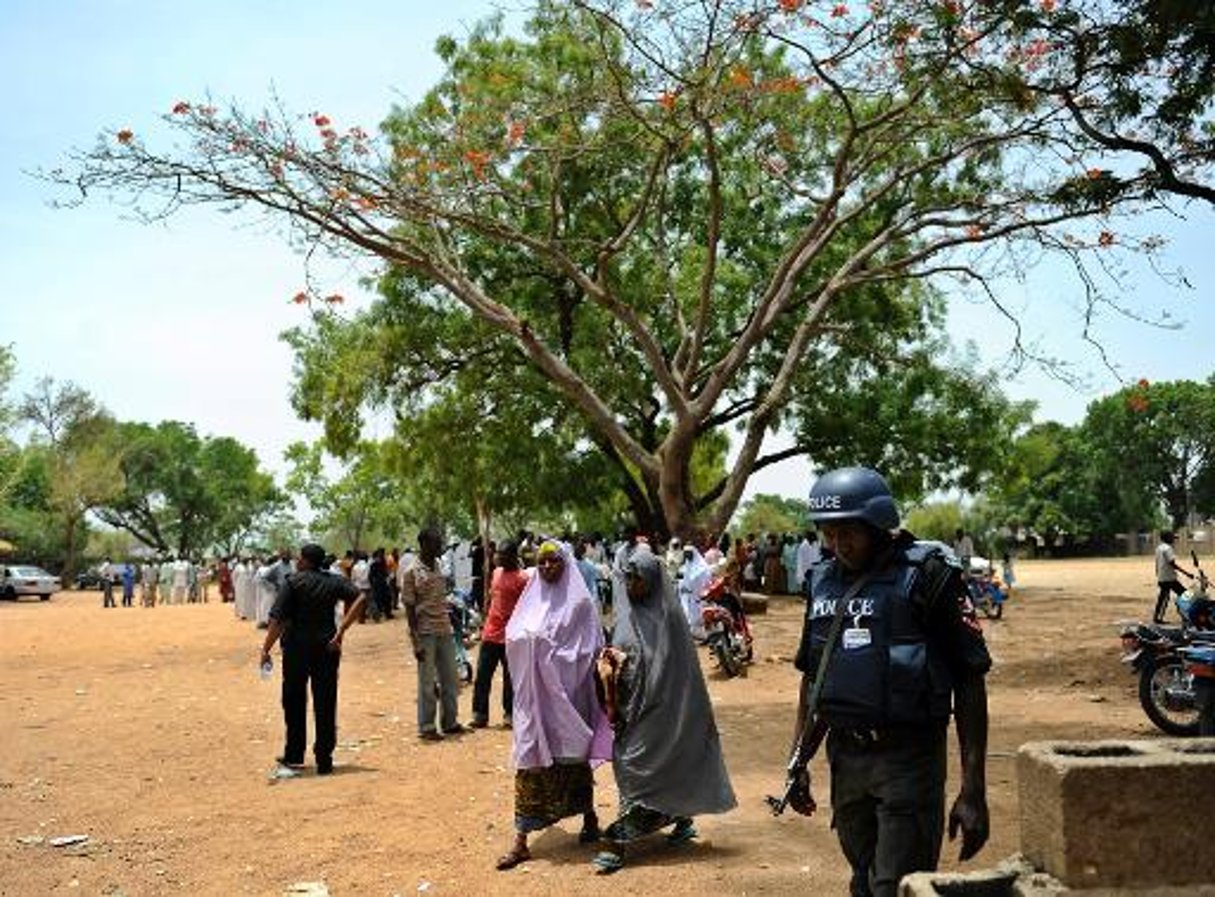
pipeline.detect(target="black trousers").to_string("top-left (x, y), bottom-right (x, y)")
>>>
top-left (471, 641), bottom-right (512, 724)
top-left (1155, 580), bottom-right (1186, 622)
top-left (827, 726), bottom-right (948, 897)
top-left (281, 641), bottom-right (341, 764)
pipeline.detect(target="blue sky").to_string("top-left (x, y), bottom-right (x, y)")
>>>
top-left (2, 1), bottom-right (1211, 504)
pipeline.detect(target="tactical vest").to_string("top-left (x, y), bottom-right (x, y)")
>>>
top-left (806, 542), bottom-right (954, 728)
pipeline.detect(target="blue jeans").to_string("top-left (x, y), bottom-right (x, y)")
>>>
top-left (416, 633), bottom-right (460, 733)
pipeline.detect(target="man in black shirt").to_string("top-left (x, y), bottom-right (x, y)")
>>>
top-left (260, 544), bottom-right (365, 775)
top-left (785, 467), bottom-right (991, 896)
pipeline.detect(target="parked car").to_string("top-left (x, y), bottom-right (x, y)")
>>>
top-left (75, 566), bottom-right (121, 590)
top-left (1, 565), bottom-right (61, 600)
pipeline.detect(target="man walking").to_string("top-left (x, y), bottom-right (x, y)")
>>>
top-left (400, 527), bottom-right (467, 740)
top-left (260, 543), bottom-right (364, 775)
top-left (785, 467), bottom-right (991, 897)
top-left (471, 539), bottom-right (527, 728)
top-left (1154, 530), bottom-right (1194, 623)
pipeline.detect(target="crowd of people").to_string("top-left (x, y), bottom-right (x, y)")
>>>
top-left (249, 466), bottom-right (993, 892)
top-left (97, 556), bottom-right (213, 608)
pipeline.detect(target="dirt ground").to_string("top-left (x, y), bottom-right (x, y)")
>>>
top-left (0, 557), bottom-right (1178, 896)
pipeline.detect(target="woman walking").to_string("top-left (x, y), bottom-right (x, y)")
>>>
top-left (495, 540), bottom-right (613, 871)
top-left (594, 546), bottom-right (736, 874)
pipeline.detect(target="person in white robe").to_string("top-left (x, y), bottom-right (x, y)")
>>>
top-left (254, 559), bottom-right (278, 628)
top-left (171, 558), bottom-right (190, 604)
top-left (793, 531), bottom-right (822, 597)
top-left (234, 559), bottom-right (256, 620)
top-left (677, 546), bottom-right (711, 640)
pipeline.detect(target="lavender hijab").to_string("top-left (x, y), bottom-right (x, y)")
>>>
top-left (611, 546), bottom-right (736, 817)
top-left (505, 541), bottom-right (613, 770)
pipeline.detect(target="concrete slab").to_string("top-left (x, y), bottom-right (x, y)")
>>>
top-left (1018, 739), bottom-right (1215, 890)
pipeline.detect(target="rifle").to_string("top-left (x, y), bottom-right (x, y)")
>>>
top-left (767, 561), bottom-right (884, 816)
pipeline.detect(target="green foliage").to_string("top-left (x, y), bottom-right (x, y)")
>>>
top-left (984, 378), bottom-right (1215, 541)
top-left (1078, 379), bottom-right (1215, 529)
top-left (904, 502), bottom-right (965, 546)
top-left (734, 494), bottom-right (809, 538)
top-left (98, 421), bottom-right (283, 557)
top-left (974, 0), bottom-right (1215, 204)
top-left (58, 0), bottom-right (1172, 536)
top-left (285, 440), bottom-right (412, 550)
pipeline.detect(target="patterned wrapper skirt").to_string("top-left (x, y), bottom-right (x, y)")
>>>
top-left (514, 762), bottom-right (594, 833)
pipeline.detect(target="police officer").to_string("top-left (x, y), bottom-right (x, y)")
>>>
top-left (786, 467), bottom-right (991, 896)
top-left (260, 543), bottom-right (366, 775)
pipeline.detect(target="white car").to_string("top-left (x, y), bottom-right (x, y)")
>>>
top-left (1, 565), bottom-right (60, 600)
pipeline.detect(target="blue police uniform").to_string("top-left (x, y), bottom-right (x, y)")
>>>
top-left (794, 531), bottom-right (991, 897)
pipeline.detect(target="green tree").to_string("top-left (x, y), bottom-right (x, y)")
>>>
top-left (1079, 378), bottom-right (1215, 529)
top-left (975, 0), bottom-right (1215, 206)
top-left (57, 1), bottom-right (1147, 536)
top-left (734, 493), bottom-right (809, 537)
top-left (98, 421), bottom-right (283, 556)
top-left (284, 440), bottom-right (410, 551)
top-left (17, 380), bottom-right (123, 579)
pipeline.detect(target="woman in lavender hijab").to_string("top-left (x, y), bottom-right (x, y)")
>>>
top-left (495, 539), bottom-right (613, 871)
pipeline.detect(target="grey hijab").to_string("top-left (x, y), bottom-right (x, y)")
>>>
top-left (610, 546), bottom-right (736, 817)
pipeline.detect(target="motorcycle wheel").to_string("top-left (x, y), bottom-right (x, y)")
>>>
top-left (712, 636), bottom-right (741, 678)
top-left (1139, 654), bottom-right (1200, 736)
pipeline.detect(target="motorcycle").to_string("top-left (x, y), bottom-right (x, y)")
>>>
top-left (967, 567), bottom-right (1009, 620)
top-left (447, 587), bottom-right (482, 684)
top-left (701, 574), bottom-right (753, 678)
top-left (1118, 550), bottom-right (1215, 736)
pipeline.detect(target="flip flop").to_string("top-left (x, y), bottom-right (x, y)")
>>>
top-left (495, 847), bottom-right (530, 871)
top-left (592, 851), bottom-right (624, 875)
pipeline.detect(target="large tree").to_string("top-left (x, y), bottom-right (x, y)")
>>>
top-left (55, 1), bottom-right (1154, 535)
top-left (17, 380), bottom-right (122, 578)
top-left (98, 421), bottom-right (283, 556)
top-left (1080, 378), bottom-right (1215, 529)
top-left (974, 0), bottom-right (1215, 206)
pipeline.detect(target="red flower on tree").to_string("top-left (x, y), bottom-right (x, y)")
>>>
top-left (1137, 378), bottom-right (1150, 389)
top-left (116, 129), bottom-right (134, 144)
top-left (1098, 230), bottom-right (1115, 247)
top-left (313, 114), bottom-right (331, 128)
top-left (291, 291), bottom-right (309, 305)
top-left (657, 91), bottom-right (678, 111)
top-left (323, 294), bottom-right (345, 305)
top-left (778, 0), bottom-right (803, 11)
top-left (464, 149), bottom-right (493, 180)
top-left (831, 4), bottom-right (849, 18)
top-left (171, 101), bottom-right (190, 115)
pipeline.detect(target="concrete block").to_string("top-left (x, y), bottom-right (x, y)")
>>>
top-left (1018, 738), bottom-right (1215, 890)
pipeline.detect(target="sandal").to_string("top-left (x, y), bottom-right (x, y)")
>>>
top-left (495, 846), bottom-right (530, 871)
top-left (666, 818), bottom-right (697, 845)
top-left (592, 851), bottom-right (624, 875)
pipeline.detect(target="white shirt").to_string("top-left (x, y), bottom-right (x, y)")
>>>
top-left (795, 539), bottom-right (821, 590)
top-left (1156, 542), bottom-right (1178, 583)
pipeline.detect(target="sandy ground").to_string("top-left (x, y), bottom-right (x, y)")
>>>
top-left (0, 557), bottom-right (1181, 896)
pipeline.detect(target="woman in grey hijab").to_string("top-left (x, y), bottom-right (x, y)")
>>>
top-left (593, 545), bottom-right (736, 873)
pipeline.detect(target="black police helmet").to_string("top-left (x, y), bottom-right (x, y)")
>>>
top-left (808, 467), bottom-right (900, 530)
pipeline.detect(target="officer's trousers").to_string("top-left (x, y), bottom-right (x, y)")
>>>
top-left (281, 641), bottom-right (341, 765)
top-left (827, 725), bottom-right (947, 897)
